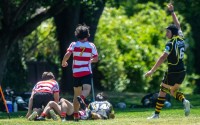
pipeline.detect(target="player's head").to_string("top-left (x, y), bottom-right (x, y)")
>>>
top-left (42, 72), bottom-right (55, 80)
top-left (96, 92), bottom-right (107, 101)
top-left (75, 24), bottom-right (90, 40)
top-left (166, 24), bottom-right (178, 38)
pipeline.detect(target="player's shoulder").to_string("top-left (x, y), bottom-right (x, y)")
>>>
top-left (69, 41), bottom-right (77, 46)
top-left (88, 41), bottom-right (96, 46)
top-left (166, 41), bottom-right (173, 46)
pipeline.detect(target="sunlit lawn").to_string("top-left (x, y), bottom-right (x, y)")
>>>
top-left (0, 108), bottom-right (200, 125)
top-left (0, 93), bottom-right (200, 125)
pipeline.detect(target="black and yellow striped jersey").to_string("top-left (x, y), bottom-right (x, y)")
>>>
top-left (164, 36), bottom-right (185, 72)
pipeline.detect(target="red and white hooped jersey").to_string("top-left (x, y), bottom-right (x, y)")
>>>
top-left (67, 41), bottom-right (98, 77)
top-left (33, 79), bottom-right (59, 94)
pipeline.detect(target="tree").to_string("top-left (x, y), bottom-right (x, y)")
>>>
top-left (0, 0), bottom-right (71, 85)
top-left (95, 2), bottom-right (192, 92)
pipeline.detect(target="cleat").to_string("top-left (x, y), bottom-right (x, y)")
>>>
top-left (77, 96), bottom-right (86, 110)
top-left (36, 116), bottom-right (46, 121)
top-left (183, 99), bottom-right (190, 116)
top-left (61, 117), bottom-right (66, 122)
top-left (109, 113), bottom-right (115, 119)
top-left (28, 111), bottom-right (38, 121)
top-left (49, 109), bottom-right (58, 121)
top-left (147, 114), bottom-right (159, 119)
top-left (74, 117), bottom-right (80, 122)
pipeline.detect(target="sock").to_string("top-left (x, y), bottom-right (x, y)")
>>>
top-left (155, 97), bottom-right (166, 114)
top-left (175, 92), bottom-right (185, 102)
top-left (80, 95), bottom-right (85, 100)
top-left (40, 113), bottom-right (47, 117)
top-left (61, 112), bottom-right (66, 118)
top-left (74, 112), bottom-right (79, 118)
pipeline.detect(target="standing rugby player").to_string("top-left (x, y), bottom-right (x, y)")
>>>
top-left (62, 24), bottom-right (98, 121)
top-left (145, 3), bottom-right (190, 119)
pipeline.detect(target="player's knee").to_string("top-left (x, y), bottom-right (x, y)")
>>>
top-left (49, 101), bottom-right (56, 106)
top-left (160, 85), bottom-right (170, 94)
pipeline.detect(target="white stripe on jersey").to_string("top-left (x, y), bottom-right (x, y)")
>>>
top-left (33, 80), bottom-right (59, 93)
top-left (73, 67), bottom-right (91, 73)
top-left (74, 60), bottom-right (89, 65)
top-left (73, 52), bottom-right (92, 57)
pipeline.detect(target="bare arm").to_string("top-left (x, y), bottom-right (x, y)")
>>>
top-left (167, 3), bottom-right (181, 30)
top-left (91, 56), bottom-right (98, 63)
top-left (53, 92), bottom-right (59, 103)
top-left (145, 53), bottom-right (168, 77)
top-left (61, 51), bottom-right (72, 67)
top-left (26, 91), bottom-right (34, 118)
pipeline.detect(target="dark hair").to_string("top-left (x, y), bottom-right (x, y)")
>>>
top-left (166, 24), bottom-right (178, 36)
top-left (96, 92), bottom-right (108, 101)
top-left (75, 24), bottom-right (90, 40)
top-left (42, 72), bottom-right (55, 80)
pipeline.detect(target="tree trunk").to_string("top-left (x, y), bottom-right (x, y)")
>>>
top-left (0, 48), bottom-right (8, 85)
top-left (0, 37), bottom-right (11, 86)
top-left (54, 3), bottom-right (81, 93)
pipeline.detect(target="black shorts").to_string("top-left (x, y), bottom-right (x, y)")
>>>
top-left (66, 114), bottom-right (74, 120)
top-left (32, 92), bottom-right (54, 109)
top-left (73, 74), bottom-right (92, 87)
top-left (162, 70), bottom-right (186, 86)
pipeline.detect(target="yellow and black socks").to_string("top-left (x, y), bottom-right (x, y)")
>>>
top-left (175, 92), bottom-right (185, 102)
top-left (155, 97), bottom-right (166, 114)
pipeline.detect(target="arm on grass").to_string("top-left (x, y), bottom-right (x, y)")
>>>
top-left (26, 91), bottom-right (34, 118)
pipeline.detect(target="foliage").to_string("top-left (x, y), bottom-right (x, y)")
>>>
top-left (2, 18), bottom-right (60, 91)
top-left (21, 18), bottom-right (59, 64)
top-left (21, 18), bottom-right (61, 82)
top-left (95, 2), bottom-right (193, 92)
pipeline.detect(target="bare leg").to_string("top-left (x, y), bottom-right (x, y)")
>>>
top-left (61, 98), bottom-right (74, 115)
top-left (81, 84), bottom-right (91, 98)
top-left (73, 87), bottom-right (82, 114)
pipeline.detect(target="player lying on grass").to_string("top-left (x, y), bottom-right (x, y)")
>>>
top-left (36, 98), bottom-right (74, 122)
top-left (79, 92), bottom-right (115, 120)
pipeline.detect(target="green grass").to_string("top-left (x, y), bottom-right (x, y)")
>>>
top-left (0, 108), bottom-right (200, 125)
top-left (0, 93), bottom-right (200, 125)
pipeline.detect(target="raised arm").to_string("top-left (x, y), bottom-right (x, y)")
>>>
top-left (167, 3), bottom-right (181, 30)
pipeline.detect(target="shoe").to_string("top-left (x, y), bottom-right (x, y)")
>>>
top-left (49, 109), bottom-right (58, 121)
top-left (77, 96), bottom-right (86, 110)
top-left (183, 99), bottom-right (190, 116)
top-left (61, 117), bottom-right (66, 122)
top-left (36, 116), bottom-right (46, 121)
top-left (109, 113), bottom-right (115, 119)
top-left (28, 111), bottom-right (38, 121)
top-left (74, 117), bottom-right (80, 122)
top-left (147, 114), bottom-right (159, 119)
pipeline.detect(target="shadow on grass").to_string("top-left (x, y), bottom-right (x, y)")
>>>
top-left (0, 111), bottom-right (26, 119)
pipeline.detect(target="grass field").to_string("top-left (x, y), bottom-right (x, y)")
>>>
top-left (0, 93), bottom-right (200, 125)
